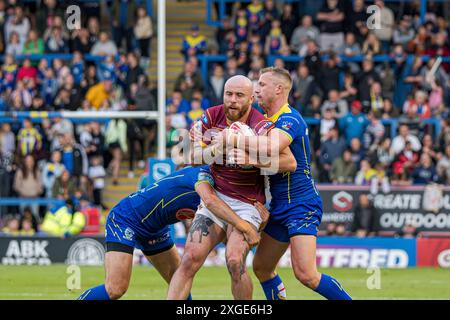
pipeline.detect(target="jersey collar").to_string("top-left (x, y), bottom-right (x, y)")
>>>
top-left (265, 103), bottom-right (291, 123)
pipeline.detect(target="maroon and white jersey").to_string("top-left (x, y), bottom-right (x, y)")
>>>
top-left (190, 104), bottom-right (274, 205)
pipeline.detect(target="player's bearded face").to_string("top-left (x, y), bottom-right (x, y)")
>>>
top-left (224, 91), bottom-right (252, 121)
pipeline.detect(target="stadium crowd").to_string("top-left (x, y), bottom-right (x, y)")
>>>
top-left (0, 0), bottom-right (449, 237)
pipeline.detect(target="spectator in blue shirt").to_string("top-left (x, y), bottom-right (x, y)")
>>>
top-left (319, 126), bottom-right (347, 182)
top-left (166, 90), bottom-right (191, 115)
top-left (412, 153), bottom-right (439, 185)
top-left (339, 100), bottom-right (369, 145)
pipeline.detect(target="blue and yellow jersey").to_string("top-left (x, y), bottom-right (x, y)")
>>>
top-left (266, 104), bottom-right (320, 205)
top-left (17, 127), bottom-right (42, 156)
top-left (113, 166), bottom-right (212, 233)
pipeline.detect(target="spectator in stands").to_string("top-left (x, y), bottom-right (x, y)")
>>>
top-left (260, 0), bottom-right (279, 37)
top-left (4, 6), bottom-right (30, 45)
top-left (381, 98), bottom-right (399, 119)
top-left (369, 137), bottom-right (394, 170)
top-left (49, 117), bottom-right (74, 150)
top-left (181, 24), bottom-right (207, 61)
top-left (17, 118), bottom-right (42, 158)
top-left (354, 159), bottom-right (388, 194)
top-left (87, 16), bottom-right (100, 44)
top-left (421, 133), bottom-right (439, 163)
top-left (318, 53), bottom-right (341, 96)
top-left (362, 32), bottom-right (382, 56)
top-left (319, 107), bottom-right (336, 143)
top-left (412, 153), bottom-right (439, 185)
top-left (45, 26), bottom-right (69, 53)
top-left (166, 90), bottom-right (191, 116)
top-left (290, 15), bottom-right (319, 56)
top-left (303, 39), bottom-right (321, 78)
top-left (364, 111), bottom-right (385, 151)
top-left (225, 56), bottom-right (245, 79)
top-left (246, 0), bottom-right (265, 35)
top-left (351, 193), bottom-right (378, 237)
top-left (56, 133), bottom-right (88, 179)
top-left (90, 31), bottom-right (118, 57)
top-left (2, 54), bottom-right (18, 92)
top-left (23, 30), bottom-right (44, 55)
top-left (42, 150), bottom-right (65, 198)
top-left (280, 3), bottom-right (297, 45)
top-left (70, 51), bottom-right (85, 86)
top-left (407, 25), bottom-right (429, 55)
top-left (367, 81), bottom-right (384, 114)
top-left (1, 216), bottom-right (20, 235)
top-left (330, 149), bottom-right (356, 184)
top-left (437, 145), bottom-right (450, 185)
top-left (13, 154), bottom-right (43, 219)
top-left (17, 58), bottom-right (37, 85)
top-left (105, 119), bottom-right (127, 185)
top-left (5, 30), bottom-right (22, 56)
top-left (346, 0), bottom-right (367, 42)
top-left (234, 7), bottom-right (249, 44)
top-left (111, 0), bottom-right (137, 52)
top-left (393, 15), bottom-right (415, 49)
top-left (321, 89), bottom-right (348, 119)
top-left (392, 141), bottom-right (419, 185)
top-left (125, 52), bottom-right (144, 97)
top-left (316, 0), bottom-right (345, 53)
top-left (216, 16), bottom-right (233, 46)
top-left (126, 117), bottom-right (145, 178)
top-left (85, 79), bottom-right (113, 110)
top-left (391, 124), bottom-right (422, 155)
top-left (134, 6), bottom-right (153, 60)
top-left (174, 60), bottom-right (204, 101)
top-left (373, 0), bottom-right (394, 52)
top-left (206, 64), bottom-right (225, 107)
top-left (319, 126), bottom-right (347, 182)
top-left (420, 57), bottom-right (449, 93)
top-left (338, 32), bottom-right (361, 72)
top-left (264, 19), bottom-right (288, 56)
top-left (356, 58), bottom-right (381, 108)
top-left (403, 90), bottom-right (431, 120)
top-left (71, 28), bottom-right (93, 54)
top-left (20, 206), bottom-right (38, 233)
top-left (291, 63), bottom-right (314, 110)
top-left (339, 100), bottom-right (368, 145)
top-left (40, 200), bottom-right (86, 237)
top-left (52, 169), bottom-right (76, 201)
top-left (88, 155), bottom-right (106, 209)
top-left (350, 137), bottom-right (365, 168)
top-left (0, 123), bottom-right (15, 160)
top-left (339, 73), bottom-right (358, 104)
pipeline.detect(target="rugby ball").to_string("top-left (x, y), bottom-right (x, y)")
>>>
top-left (227, 122), bottom-right (255, 168)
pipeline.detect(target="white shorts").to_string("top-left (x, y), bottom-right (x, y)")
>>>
top-left (196, 191), bottom-right (261, 231)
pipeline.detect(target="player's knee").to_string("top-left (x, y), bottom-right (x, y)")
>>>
top-left (226, 255), bottom-right (245, 280)
top-left (180, 251), bottom-right (203, 275)
top-left (294, 268), bottom-right (320, 289)
top-left (105, 280), bottom-right (129, 300)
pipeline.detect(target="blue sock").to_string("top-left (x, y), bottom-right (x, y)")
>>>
top-left (77, 284), bottom-right (110, 300)
top-left (187, 293), bottom-right (192, 300)
top-left (314, 274), bottom-right (352, 300)
top-left (260, 275), bottom-right (286, 300)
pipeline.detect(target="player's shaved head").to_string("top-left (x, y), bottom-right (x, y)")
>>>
top-left (223, 75), bottom-right (254, 122)
top-left (224, 75), bottom-right (253, 95)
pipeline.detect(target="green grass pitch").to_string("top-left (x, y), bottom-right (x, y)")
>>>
top-left (1, 265), bottom-right (450, 300)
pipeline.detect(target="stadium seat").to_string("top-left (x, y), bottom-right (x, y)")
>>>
top-left (80, 207), bottom-right (101, 235)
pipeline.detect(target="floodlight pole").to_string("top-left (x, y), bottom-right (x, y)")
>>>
top-left (157, 0), bottom-right (166, 160)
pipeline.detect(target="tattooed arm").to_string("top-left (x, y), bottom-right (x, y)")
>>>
top-left (195, 182), bottom-right (260, 247)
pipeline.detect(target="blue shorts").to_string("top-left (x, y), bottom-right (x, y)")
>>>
top-left (105, 209), bottom-right (174, 256)
top-left (264, 196), bottom-right (323, 243)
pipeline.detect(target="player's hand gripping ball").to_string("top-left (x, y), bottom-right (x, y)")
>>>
top-left (227, 121), bottom-right (255, 169)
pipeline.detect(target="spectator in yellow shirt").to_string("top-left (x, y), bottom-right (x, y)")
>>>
top-left (85, 80), bottom-right (113, 110)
